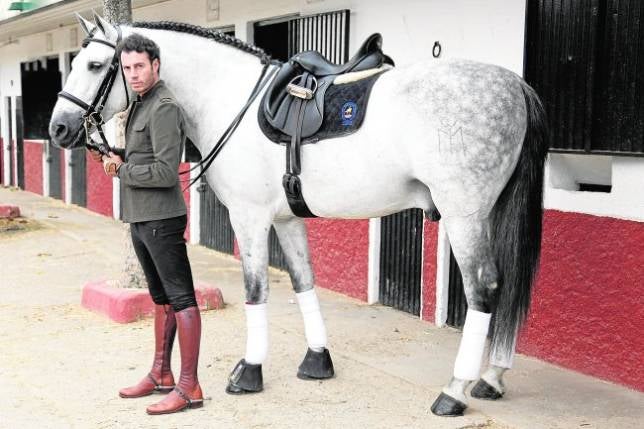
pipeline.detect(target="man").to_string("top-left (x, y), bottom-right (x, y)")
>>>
top-left (94, 33), bottom-right (203, 415)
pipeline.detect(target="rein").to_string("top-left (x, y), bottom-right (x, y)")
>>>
top-left (180, 59), bottom-right (280, 189)
top-left (57, 22), bottom-right (281, 191)
top-left (57, 26), bottom-right (130, 156)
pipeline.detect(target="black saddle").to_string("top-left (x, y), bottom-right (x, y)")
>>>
top-left (262, 34), bottom-right (393, 138)
top-left (258, 33), bottom-right (394, 218)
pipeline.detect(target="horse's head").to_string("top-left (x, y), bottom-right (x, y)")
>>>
top-left (49, 13), bottom-right (130, 149)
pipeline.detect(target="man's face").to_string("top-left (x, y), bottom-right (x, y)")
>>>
top-left (121, 50), bottom-right (159, 95)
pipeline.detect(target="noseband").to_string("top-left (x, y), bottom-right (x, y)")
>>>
top-left (57, 26), bottom-right (129, 155)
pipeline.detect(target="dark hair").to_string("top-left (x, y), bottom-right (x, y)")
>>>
top-left (118, 33), bottom-right (161, 66)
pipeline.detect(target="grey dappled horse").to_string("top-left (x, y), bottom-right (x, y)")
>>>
top-left (49, 14), bottom-right (548, 416)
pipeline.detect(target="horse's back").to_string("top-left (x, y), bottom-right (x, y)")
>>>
top-left (240, 58), bottom-right (531, 220)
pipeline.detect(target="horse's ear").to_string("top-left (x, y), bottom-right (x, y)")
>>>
top-left (75, 12), bottom-right (96, 37)
top-left (92, 12), bottom-right (118, 41)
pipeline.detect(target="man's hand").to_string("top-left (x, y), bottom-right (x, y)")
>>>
top-left (88, 149), bottom-right (103, 163)
top-left (103, 152), bottom-right (124, 177)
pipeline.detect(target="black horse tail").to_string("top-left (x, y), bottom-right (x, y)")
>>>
top-left (490, 80), bottom-right (549, 354)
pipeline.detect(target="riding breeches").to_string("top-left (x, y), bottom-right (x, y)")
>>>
top-left (130, 215), bottom-right (197, 312)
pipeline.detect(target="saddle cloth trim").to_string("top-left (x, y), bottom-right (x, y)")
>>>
top-left (332, 65), bottom-right (392, 85)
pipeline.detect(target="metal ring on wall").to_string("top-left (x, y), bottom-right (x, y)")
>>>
top-left (433, 41), bottom-right (442, 58)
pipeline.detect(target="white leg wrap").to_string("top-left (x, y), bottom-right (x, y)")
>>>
top-left (453, 309), bottom-right (491, 381)
top-left (244, 303), bottom-right (268, 364)
top-left (296, 289), bottom-right (327, 352)
top-left (489, 336), bottom-right (517, 369)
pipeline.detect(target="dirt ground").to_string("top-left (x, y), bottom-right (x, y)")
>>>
top-left (0, 216), bottom-right (42, 234)
top-left (1, 187), bottom-right (642, 429)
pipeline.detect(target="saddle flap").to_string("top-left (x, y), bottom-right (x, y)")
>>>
top-left (270, 75), bottom-right (331, 138)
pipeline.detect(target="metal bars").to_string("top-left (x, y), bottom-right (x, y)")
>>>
top-left (379, 209), bottom-right (424, 316)
top-left (287, 9), bottom-right (350, 61)
top-left (199, 177), bottom-right (234, 254)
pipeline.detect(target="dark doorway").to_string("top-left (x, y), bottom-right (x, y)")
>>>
top-left (15, 96), bottom-right (24, 189)
top-left (47, 141), bottom-right (63, 199)
top-left (379, 209), bottom-right (424, 316)
top-left (199, 176), bottom-right (234, 254)
top-left (21, 57), bottom-right (61, 140)
top-left (525, 0), bottom-right (644, 156)
top-left (7, 97), bottom-right (14, 186)
top-left (253, 19), bottom-right (290, 62)
top-left (446, 248), bottom-right (468, 329)
top-left (70, 148), bottom-right (86, 206)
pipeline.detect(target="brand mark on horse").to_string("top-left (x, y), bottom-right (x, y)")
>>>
top-left (438, 120), bottom-right (465, 159)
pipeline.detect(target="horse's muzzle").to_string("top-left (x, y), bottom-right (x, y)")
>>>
top-left (49, 113), bottom-right (84, 149)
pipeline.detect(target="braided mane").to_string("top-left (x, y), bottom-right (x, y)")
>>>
top-left (131, 21), bottom-right (274, 65)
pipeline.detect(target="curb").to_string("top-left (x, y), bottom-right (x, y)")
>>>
top-left (81, 280), bottom-right (224, 323)
top-left (0, 205), bottom-right (20, 219)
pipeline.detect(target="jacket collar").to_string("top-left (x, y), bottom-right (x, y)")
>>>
top-left (136, 79), bottom-right (165, 102)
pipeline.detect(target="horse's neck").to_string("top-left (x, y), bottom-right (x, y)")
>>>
top-left (125, 26), bottom-right (264, 150)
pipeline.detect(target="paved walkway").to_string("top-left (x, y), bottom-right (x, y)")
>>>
top-left (1, 187), bottom-right (642, 429)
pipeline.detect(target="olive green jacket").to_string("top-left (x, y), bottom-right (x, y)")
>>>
top-left (117, 80), bottom-right (187, 223)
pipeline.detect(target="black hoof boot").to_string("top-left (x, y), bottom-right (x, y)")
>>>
top-left (430, 392), bottom-right (467, 417)
top-left (471, 379), bottom-right (504, 400)
top-left (297, 348), bottom-right (335, 380)
top-left (225, 359), bottom-right (263, 395)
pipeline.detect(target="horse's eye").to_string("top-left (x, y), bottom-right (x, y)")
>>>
top-left (88, 61), bottom-right (103, 71)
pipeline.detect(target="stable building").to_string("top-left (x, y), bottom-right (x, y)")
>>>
top-left (1, 0), bottom-right (642, 393)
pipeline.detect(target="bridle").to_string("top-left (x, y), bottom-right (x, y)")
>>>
top-left (57, 26), bottom-right (130, 155)
top-left (57, 22), bottom-right (281, 190)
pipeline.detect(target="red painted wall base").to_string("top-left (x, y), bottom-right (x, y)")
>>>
top-left (23, 141), bottom-right (43, 195)
top-left (86, 154), bottom-right (113, 217)
top-left (422, 220), bottom-right (439, 322)
top-left (518, 210), bottom-right (644, 392)
top-left (306, 218), bottom-right (370, 301)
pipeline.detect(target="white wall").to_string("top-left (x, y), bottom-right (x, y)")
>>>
top-left (545, 154), bottom-right (644, 222)
top-left (304, 0), bottom-right (526, 72)
top-left (131, 0), bottom-right (526, 72)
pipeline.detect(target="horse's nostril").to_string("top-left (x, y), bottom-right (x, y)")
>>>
top-left (54, 123), bottom-right (67, 138)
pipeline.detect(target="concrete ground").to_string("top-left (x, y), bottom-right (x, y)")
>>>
top-left (1, 186), bottom-right (642, 429)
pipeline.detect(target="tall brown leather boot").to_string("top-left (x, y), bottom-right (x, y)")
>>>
top-left (119, 305), bottom-right (177, 398)
top-left (146, 306), bottom-right (203, 414)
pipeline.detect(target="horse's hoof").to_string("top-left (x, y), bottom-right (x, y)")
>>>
top-left (297, 348), bottom-right (335, 380)
top-left (430, 392), bottom-right (467, 417)
top-left (470, 379), bottom-right (504, 400)
top-left (225, 359), bottom-right (263, 395)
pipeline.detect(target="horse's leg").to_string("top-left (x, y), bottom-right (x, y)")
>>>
top-left (225, 209), bottom-right (272, 395)
top-left (273, 217), bottom-right (334, 380)
top-left (471, 334), bottom-right (516, 400)
top-left (431, 215), bottom-right (499, 417)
